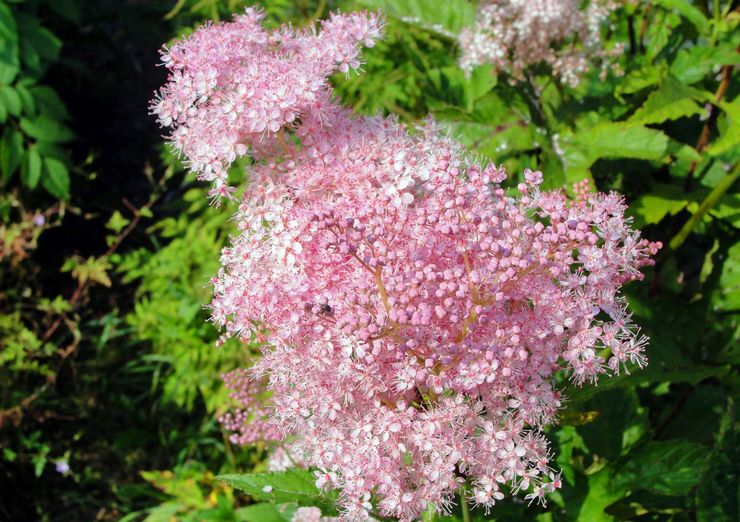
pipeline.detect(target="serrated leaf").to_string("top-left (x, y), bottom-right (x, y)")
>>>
top-left (645, 10), bottom-right (676, 62)
top-left (654, 0), bottom-right (709, 32)
top-left (614, 440), bottom-right (711, 496)
top-left (358, 0), bottom-right (475, 37)
top-left (707, 98), bottom-right (740, 157)
top-left (713, 192), bottom-right (740, 228)
top-left (580, 123), bottom-right (668, 160)
top-left (218, 469), bottom-right (335, 511)
top-left (670, 44), bottom-right (740, 85)
top-left (21, 147), bottom-right (41, 188)
top-left (629, 76), bottom-right (706, 125)
top-left (235, 502), bottom-right (295, 522)
top-left (615, 64), bottom-right (667, 99)
top-left (41, 156), bottom-right (70, 200)
top-left (20, 115), bottom-right (74, 143)
top-left (711, 242), bottom-right (740, 313)
top-left (564, 123), bottom-right (669, 174)
top-left (630, 183), bottom-right (706, 228)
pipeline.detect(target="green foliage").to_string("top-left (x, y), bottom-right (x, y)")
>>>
top-left (1, 1), bottom-right (738, 521)
top-left (219, 469), bottom-right (338, 512)
top-left (0, 0), bottom-right (73, 199)
top-left (358, 0), bottom-right (475, 36)
top-left (117, 183), bottom-right (246, 412)
top-left (125, 463), bottom-right (250, 522)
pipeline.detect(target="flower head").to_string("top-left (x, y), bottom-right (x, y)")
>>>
top-left (458, 0), bottom-right (625, 86)
top-left (154, 9), bottom-right (659, 521)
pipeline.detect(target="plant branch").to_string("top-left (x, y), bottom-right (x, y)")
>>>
top-left (685, 64), bottom-right (734, 191)
top-left (670, 161), bottom-right (739, 251)
top-left (460, 483), bottom-right (472, 522)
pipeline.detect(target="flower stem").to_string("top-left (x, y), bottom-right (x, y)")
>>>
top-left (460, 483), bottom-right (472, 522)
top-left (669, 162), bottom-right (740, 251)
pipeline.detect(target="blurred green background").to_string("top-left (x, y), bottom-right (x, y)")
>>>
top-left (0, 1), bottom-right (737, 521)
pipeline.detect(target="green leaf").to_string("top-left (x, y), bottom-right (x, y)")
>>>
top-left (645, 10), bottom-right (677, 62)
top-left (615, 64), bottom-right (667, 99)
top-left (41, 156), bottom-right (70, 200)
top-left (0, 127), bottom-right (23, 184)
top-left (711, 242), bottom-right (740, 313)
top-left (218, 469), bottom-right (335, 511)
top-left (614, 440), bottom-right (711, 496)
top-left (21, 147), bottom-right (42, 188)
top-left (17, 15), bottom-right (61, 75)
top-left (15, 84), bottom-right (36, 116)
top-left (20, 115), bottom-right (74, 143)
top-left (0, 2), bottom-right (20, 84)
top-left (630, 183), bottom-right (704, 228)
top-left (554, 426), bottom-right (588, 485)
top-left (670, 44), bottom-right (740, 85)
top-left (234, 503), bottom-right (295, 522)
top-left (463, 64), bottom-right (496, 111)
top-left (629, 76), bottom-right (706, 125)
top-left (106, 211), bottom-right (130, 234)
top-left (0, 3), bottom-right (18, 43)
top-left (574, 470), bottom-right (622, 522)
top-left (358, 0), bottom-right (475, 37)
top-left (30, 86), bottom-right (70, 120)
top-left (561, 123), bottom-right (669, 183)
top-left (577, 122), bottom-right (668, 161)
top-left (696, 404), bottom-right (738, 522)
top-left (35, 142), bottom-right (71, 166)
top-left (577, 389), bottom-right (645, 461)
top-left (654, 0), bottom-right (709, 33)
top-left (0, 85), bottom-right (22, 116)
top-left (707, 98), bottom-right (740, 157)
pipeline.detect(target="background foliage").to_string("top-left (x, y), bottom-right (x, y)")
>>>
top-left (0, 1), bottom-right (737, 521)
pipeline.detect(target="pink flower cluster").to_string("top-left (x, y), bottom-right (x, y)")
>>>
top-left (154, 9), bottom-right (660, 521)
top-left (151, 8), bottom-right (381, 200)
top-left (458, 0), bottom-right (624, 86)
top-left (219, 370), bottom-right (281, 446)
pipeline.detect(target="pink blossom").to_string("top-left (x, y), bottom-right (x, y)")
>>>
top-left (154, 9), bottom-right (659, 521)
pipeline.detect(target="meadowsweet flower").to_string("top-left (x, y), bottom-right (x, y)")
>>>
top-left (151, 8), bottom-right (382, 195)
top-left (154, 9), bottom-right (659, 521)
top-left (458, 0), bottom-right (625, 86)
top-left (218, 370), bottom-right (281, 445)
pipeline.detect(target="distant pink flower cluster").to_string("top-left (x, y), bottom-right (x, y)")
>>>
top-left (154, 9), bottom-right (659, 521)
top-left (219, 370), bottom-right (281, 446)
top-left (458, 0), bottom-right (624, 86)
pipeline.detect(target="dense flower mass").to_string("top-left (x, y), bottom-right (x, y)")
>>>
top-left (458, 0), bottom-right (624, 86)
top-left (153, 9), bottom-right (660, 521)
top-left (151, 7), bottom-right (381, 199)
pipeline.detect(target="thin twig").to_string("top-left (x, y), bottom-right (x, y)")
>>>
top-left (685, 64), bottom-right (734, 191)
top-left (638, 4), bottom-right (651, 53)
